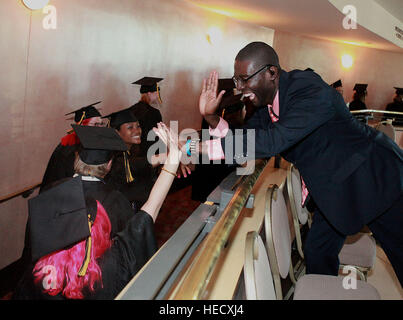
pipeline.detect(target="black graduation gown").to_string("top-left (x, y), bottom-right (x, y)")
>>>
top-left (104, 148), bottom-right (154, 210)
top-left (191, 118), bottom-right (235, 202)
top-left (385, 101), bottom-right (403, 126)
top-left (129, 101), bottom-right (162, 156)
top-left (13, 210), bottom-right (157, 300)
top-left (348, 99), bottom-right (367, 111)
top-left (18, 177), bottom-right (137, 285)
top-left (39, 143), bottom-right (78, 193)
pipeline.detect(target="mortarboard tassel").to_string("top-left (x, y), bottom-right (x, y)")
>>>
top-left (157, 84), bottom-right (162, 104)
top-left (65, 111), bottom-right (87, 135)
top-left (78, 215), bottom-right (92, 277)
top-left (123, 151), bottom-right (134, 183)
top-left (221, 109), bottom-right (225, 118)
top-left (77, 111), bottom-right (86, 125)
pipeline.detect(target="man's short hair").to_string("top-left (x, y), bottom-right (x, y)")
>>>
top-left (236, 41), bottom-right (281, 69)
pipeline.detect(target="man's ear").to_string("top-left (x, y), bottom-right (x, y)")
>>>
top-left (107, 159), bottom-right (113, 171)
top-left (268, 66), bottom-right (277, 78)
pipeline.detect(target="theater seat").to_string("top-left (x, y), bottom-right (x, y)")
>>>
top-left (262, 184), bottom-right (380, 300)
top-left (286, 164), bottom-right (376, 281)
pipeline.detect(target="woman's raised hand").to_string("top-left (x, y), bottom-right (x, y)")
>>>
top-left (153, 122), bottom-right (182, 165)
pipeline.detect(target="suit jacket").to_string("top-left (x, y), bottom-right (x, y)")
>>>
top-left (223, 69), bottom-right (403, 235)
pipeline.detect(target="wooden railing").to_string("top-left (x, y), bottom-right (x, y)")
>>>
top-left (0, 183), bottom-right (41, 204)
top-left (164, 159), bottom-right (268, 299)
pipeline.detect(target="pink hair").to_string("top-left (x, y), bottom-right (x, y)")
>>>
top-left (33, 200), bottom-right (112, 299)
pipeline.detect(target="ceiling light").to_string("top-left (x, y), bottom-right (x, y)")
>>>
top-left (341, 54), bottom-right (353, 69)
top-left (22, 0), bottom-right (50, 10)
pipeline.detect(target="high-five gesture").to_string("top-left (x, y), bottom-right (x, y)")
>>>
top-left (153, 122), bottom-right (182, 165)
top-left (199, 71), bottom-right (226, 117)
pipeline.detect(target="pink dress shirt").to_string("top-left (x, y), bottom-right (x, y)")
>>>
top-left (205, 91), bottom-right (309, 205)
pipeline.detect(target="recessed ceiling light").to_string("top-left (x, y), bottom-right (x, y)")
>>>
top-left (22, 0), bottom-right (50, 10)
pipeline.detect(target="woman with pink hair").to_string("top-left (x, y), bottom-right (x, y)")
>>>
top-left (13, 122), bottom-right (181, 299)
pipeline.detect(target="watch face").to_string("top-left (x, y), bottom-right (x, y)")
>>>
top-left (22, 0), bottom-right (50, 10)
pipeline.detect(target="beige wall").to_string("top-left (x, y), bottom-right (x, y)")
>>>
top-left (273, 30), bottom-right (403, 107)
top-left (0, 0), bottom-right (274, 269)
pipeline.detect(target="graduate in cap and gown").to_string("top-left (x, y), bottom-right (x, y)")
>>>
top-left (385, 87), bottom-right (403, 126)
top-left (13, 123), bottom-right (182, 299)
top-left (330, 79), bottom-right (343, 97)
top-left (129, 77), bottom-right (164, 157)
top-left (39, 102), bottom-right (104, 193)
top-left (17, 125), bottom-right (137, 292)
top-left (348, 83), bottom-right (368, 111)
top-left (103, 107), bottom-right (160, 210)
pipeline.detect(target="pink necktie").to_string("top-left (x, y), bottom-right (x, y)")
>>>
top-left (268, 107), bottom-right (278, 123)
top-left (301, 177), bottom-right (309, 207)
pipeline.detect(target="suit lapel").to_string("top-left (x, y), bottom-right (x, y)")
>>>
top-left (278, 70), bottom-right (290, 119)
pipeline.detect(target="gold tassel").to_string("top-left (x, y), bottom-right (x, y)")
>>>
top-left (123, 151), bottom-right (134, 183)
top-left (157, 84), bottom-right (162, 104)
top-left (221, 109), bottom-right (225, 118)
top-left (66, 111), bottom-right (86, 134)
top-left (77, 111), bottom-right (86, 125)
top-left (78, 215), bottom-right (92, 277)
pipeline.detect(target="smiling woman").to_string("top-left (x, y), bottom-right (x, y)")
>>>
top-left (101, 108), bottom-right (157, 211)
top-left (118, 122), bottom-right (142, 147)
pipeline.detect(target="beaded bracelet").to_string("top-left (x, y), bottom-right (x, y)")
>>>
top-left (161, 167), bottom-right (176, 177)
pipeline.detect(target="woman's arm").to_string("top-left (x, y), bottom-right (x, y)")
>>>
top-left (140, 123), bottom-right (182, 222)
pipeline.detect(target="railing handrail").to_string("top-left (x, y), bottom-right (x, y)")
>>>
top-left (0, 182), bottom-right (41, 204)
top-left (165, 159), bottom-right (268, 300)
top-left (350, 109), bottom-right (403, 115)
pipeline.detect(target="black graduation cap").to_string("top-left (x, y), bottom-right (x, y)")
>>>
top-left (29, 176), bottom-right (92, 261)
top-left (102, 108), bottom-right (138, 129)
top-left (65, 101), bottom-right (102, 123)
top-left (218, 78), bottom-right (236, 97)
top-left (72, 124), bottom-right (128, 165)
top-left (220, 93), bottom-right (244, 116)
top-left (132, 77), bottom-right (163, 94)
top-left (353, 83), bottom-right (368, 93)
top-left (394, 87), bottom-right (403, 95)
top-left (331, 80), bottom-right (342, 88)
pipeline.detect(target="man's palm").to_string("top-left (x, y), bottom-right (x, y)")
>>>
top-left (199, 71), bottom-right (225, 116)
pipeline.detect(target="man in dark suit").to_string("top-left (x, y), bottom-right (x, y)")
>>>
top-left (195, 42), bottom-right (403, 286)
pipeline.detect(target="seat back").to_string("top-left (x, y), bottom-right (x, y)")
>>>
top-left (244, 231), bottom-right (276, 300)
top-left (264, 184), bottom-right (292, 299)
top-left (286, 164), bottom-right (309, 225)
top-left (286, 165), bottom-right (310, 259)
top-left (375, 121), bottom-right (396, 141)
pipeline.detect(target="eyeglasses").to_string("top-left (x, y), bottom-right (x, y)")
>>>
top-left (232, 64), bottom-right (271, 87)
